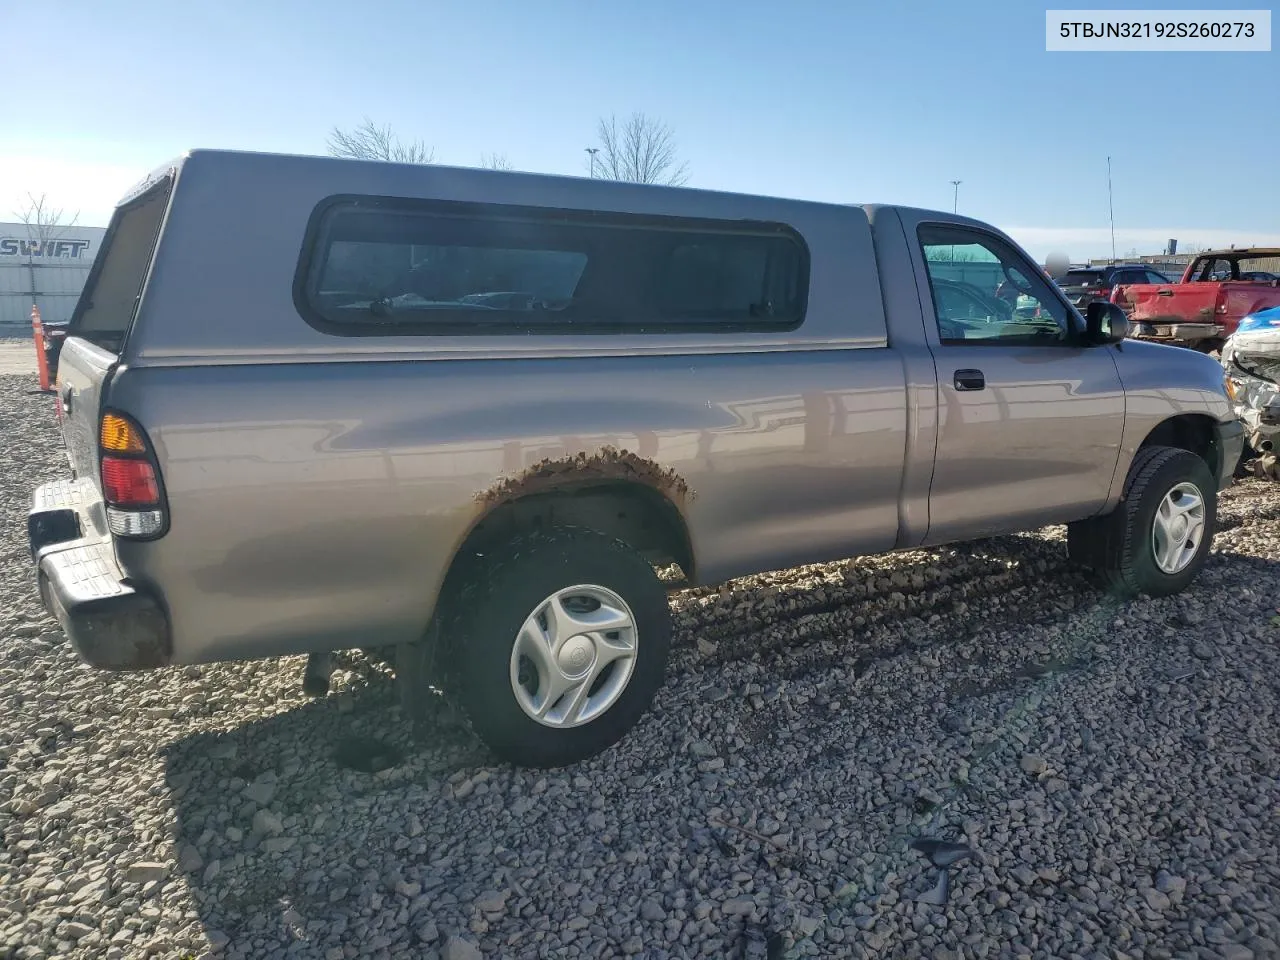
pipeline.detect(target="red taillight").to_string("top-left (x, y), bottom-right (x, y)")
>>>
top-left (101, 456), bottom-right (160, 506)
top-left (98, 410), bottom-right (167, 538)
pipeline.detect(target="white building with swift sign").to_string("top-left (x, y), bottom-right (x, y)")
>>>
top-left (0, 223), bottom-right (107, 331)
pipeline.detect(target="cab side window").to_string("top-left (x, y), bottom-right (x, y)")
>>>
top-left (919, 225), bottom-right (1073, 346)
top-left (1200, 258), bottom-right (1236, 281)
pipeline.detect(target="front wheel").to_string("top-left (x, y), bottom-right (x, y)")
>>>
top-left (1068, 446), bottom-right (1216, 598)
top-left (431, 527), bottom-right (672, 768)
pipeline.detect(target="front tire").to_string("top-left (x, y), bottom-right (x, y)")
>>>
top-left (1068, 446), bottom-right (1216, 598)
top-left (436, 527), bottom-right (672, 768)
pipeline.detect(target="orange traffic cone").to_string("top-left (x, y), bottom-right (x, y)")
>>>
top-left (31, 304), bottom-right (54, 393)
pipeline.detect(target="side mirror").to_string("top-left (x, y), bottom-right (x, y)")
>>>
top-left (1086, 300), bottom-right (1130, 345)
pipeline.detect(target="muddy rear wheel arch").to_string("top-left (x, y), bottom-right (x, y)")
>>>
top-left (444, 481), bottom-right (695, 594)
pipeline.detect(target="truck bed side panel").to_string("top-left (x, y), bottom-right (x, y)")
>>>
top-left (108, 350), bottom-right (907, 664)
top-left (102, 151), bottom-right (911, 664)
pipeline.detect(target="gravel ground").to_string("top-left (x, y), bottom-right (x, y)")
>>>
top-left (2, 370), bottom-right (1280, 960)
top-left (0, 341), bottom-right (38, 377)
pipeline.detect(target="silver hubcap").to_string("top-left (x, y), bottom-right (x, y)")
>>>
top-left (1152, 481), bottom-right (1206, 575)
top-left (509, 584), bottom-right (638, 728)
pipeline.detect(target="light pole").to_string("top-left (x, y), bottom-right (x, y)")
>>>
top-left (1106, 156), bottom-right (1117, 263)
top-left (950, 180), bottom-right (962, 214)
top-left (585, 147), bottom-right (599, 178)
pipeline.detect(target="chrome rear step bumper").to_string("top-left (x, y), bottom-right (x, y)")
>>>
top-left (28, 479), bottom-right (172, 670)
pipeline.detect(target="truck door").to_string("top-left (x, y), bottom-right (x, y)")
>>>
top-left (910, 221), bottom-right (1126, 543)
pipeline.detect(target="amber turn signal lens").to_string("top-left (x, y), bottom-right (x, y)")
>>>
top-left (100, 413), bottom-right (148, 453)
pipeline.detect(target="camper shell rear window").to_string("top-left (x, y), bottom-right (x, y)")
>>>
top-left (295, 196), bottom-right (809, 336)
top-left (69, 177), bottom-right (173, 352)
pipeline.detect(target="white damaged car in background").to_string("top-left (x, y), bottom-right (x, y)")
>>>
top-left (1222, 306), bottom-right (1280, 479)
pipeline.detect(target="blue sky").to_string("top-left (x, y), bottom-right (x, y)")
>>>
top-left (2, 0), bottom-right (1277, 260)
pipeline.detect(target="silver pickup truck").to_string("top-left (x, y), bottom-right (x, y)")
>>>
top-left (28, 150), bottom-right (1243, 767)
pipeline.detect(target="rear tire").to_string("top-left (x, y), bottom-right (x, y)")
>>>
top-left (1194, 338), bottom-right (1225, 357)
top-left (434, 527), bottom-right (672, 768)
top-left (1068, 446), bottom-right (1216, 598)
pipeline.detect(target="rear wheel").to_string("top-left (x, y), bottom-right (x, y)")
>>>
top-left (1068, 446), bottom-right (1216, 598)
top-left (425, 527), bottom-right (672, 767)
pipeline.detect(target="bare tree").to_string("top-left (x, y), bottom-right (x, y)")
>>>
top-left (480, 153), bottom-right (513, 171)
top-left (327, 118), bottom-right (435, 164)
top-left (12, 194), bottom-right (82, 321)
top-left (13, 193), bottom-right (79, 244)
top-left (925, 246), bottom-right (984, 263)
top-left (592, 112), bottom-right (689, 185)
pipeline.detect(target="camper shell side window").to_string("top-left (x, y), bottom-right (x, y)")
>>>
top-left (294, 196), bottom-right (810, 336)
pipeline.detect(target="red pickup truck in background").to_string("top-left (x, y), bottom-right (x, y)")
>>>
top-left (1111, 247), bottom-right (1280, 353)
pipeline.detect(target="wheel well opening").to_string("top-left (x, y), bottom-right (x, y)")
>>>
top-left (1139, 414), bottom-right (1219, 478)
top-left (443, 481), bottom-right (695, 597)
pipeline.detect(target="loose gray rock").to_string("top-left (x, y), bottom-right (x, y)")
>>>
top-left (1155, 870), bottom-right (1186, 895)
top-left (43, 799), bottom-right (75, 819)
top-left (473, 889), bottom-right (507, 912)
top-left (1020, 754), bottom-right (1048, 775)
top-left (124, 863), bottom-right (169, 885)
top-left (441, 934), bottom-right (482, 960)
top-left (252, 808), bottom-right (284, 835)
top-left (206, 930), bottom-right (230, 952)
top-left (241, 776), bottom-right (276, 806)
top-left (640, 898), bottom-right (666, 921)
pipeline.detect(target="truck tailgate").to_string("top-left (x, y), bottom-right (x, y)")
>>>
top-left (1221, 284), bottom-right (1280, 327)
top-left (56, 337), bottom-right (117, 504)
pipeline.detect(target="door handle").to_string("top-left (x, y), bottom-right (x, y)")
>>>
top-left (953, 369), bottom-right (985, 392)
top-left (61, 386), bottom-right (74, 414)
top-left (1157, 289), bottom-right (1174, 296)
